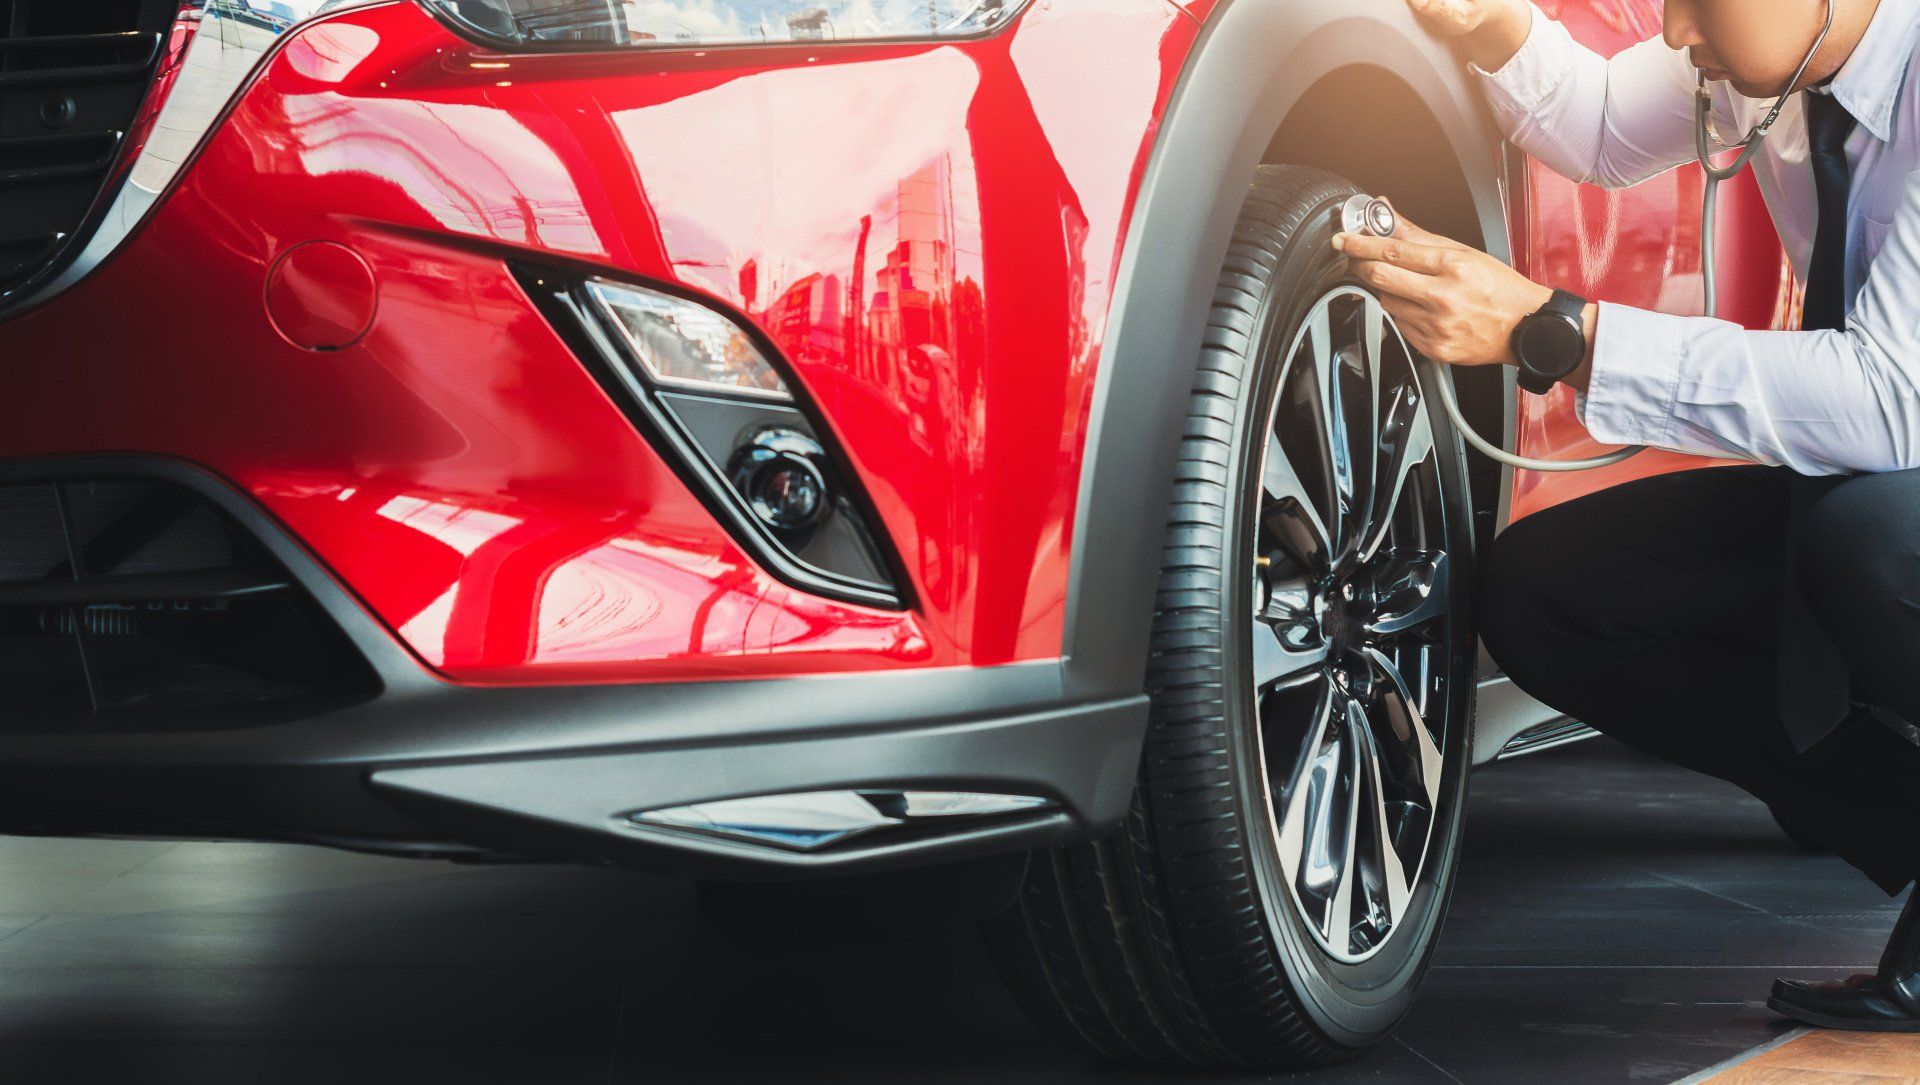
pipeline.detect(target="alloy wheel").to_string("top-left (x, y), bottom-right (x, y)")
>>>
top-left (1251, 285), bottom-right (1453, 964)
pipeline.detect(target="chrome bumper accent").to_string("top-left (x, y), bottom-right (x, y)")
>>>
top-left (628, 789), bottom-right (1054, 852)
top-left (1473, 670), bottom-right (1598, 764)
top-left (1495, 717), bottom-right (1598, 760)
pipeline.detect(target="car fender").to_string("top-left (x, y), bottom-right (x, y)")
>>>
top-left (1063, 0), bottom-right (1513, 702)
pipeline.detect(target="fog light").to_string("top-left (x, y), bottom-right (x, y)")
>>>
top-left (749, 457), bottom-right (824, 529)
top-left (731, 429), bottom-right (828, 532)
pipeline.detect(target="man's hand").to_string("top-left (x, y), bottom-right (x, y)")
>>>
top-left (1405, 0), bottom-right (1533, 72)
top-left (1333, 212), bottom-right (1596, 390)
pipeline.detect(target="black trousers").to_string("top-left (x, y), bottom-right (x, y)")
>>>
top-left (1479, 464), bottom-right (1920, 894)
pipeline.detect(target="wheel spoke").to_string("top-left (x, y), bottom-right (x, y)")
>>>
top-left (1263, 433), bottom-right (1332, 569)
top-left (1356, 715), bottom-right (1413, 930)
top-left (1274, 682), bottom-right (1348, 939)
top-left (1366, 550), bottom-right (1449, 637)
top-left (1363, 645), bottom-right (1443, 808)
top-left (1274, 684), bottom-right (1362, 948)
top-left (1355, 293), bottom-right (1386, 545)
top-left (1273, 680), bottom-right (1335, 867)
top-left (1296, 305), bottom-right (1355, 554)
top-left (1359, 371), bottom-right (1434, 563)
top-left (1252, 623), bottom-right (1322, 692)
top-left (1254, 575), bottom-right (1328, 690)
top-left (1315, 311), bottom-right (1358, 542)
top-left (1323, 695), bottom-right (1365, 948)
top-left (1405, 641), bottom-right (1434, 719)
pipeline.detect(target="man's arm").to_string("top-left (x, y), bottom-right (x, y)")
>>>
top-left (1575, 171), bottom-right (1920, 474)
top-left (1414, 0), bottom-right (1733, 189)
top-left (1341, 180), bottom-right (1920, 476)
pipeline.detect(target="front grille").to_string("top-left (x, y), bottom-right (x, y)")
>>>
top-left (0, 0), bottom-right (173, 302)
top-left (0, 477), bottom-right (379, 730)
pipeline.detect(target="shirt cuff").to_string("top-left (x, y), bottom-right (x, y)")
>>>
top-left (1575, 301), bottom-right (1688, 448)
top-left (1468, 3), bottom-right (1576, 118)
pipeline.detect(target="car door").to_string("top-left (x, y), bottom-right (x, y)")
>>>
top-left (1504, 0), bottom-right (1797, 522)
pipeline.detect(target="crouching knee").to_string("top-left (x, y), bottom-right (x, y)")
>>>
top-left (1798, 470), bottom-right (1920, 702)
top-left (1798, 472), bottom-right (1920, 607)
top-left (1475, 518), bottom-right (1573, 688)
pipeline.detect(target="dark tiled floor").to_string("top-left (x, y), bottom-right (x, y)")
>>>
top-left (0, 738), bottom-right (1898, 1083)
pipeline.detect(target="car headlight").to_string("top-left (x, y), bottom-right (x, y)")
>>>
top-left (420, 0), bottom-right (1027, 49)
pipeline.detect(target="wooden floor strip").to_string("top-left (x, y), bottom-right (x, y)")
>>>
top-left (1686, 1029), bottom-right (1920, 1083)
top-left (1674, 1029), bottom-right (1813, 1085)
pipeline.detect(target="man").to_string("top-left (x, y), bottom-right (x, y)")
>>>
top-left (1343, 0), bottom-right (1920, 1032)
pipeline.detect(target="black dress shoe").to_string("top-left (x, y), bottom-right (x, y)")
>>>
top-left (1769, 890), bottom-right (1920, 1032)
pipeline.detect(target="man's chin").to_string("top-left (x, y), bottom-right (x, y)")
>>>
top-left (1716, 72), bottom-right (1799, 98)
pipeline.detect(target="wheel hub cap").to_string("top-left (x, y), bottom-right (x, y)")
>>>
top-left (1322, 577), bottom-right (1368, 651)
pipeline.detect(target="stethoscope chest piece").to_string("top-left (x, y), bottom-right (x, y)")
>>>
top-left (1340, 194), bottom-right (1398, 239)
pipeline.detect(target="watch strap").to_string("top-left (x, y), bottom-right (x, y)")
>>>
top-left (1513, 289), bottom-right (1588, 394)
top-left (1542, 287), bottom-right (1585, 322)
top-left (1514, 365), bottom-right (1558, 395)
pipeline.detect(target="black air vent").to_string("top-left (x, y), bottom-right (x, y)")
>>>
top-left (0, 0), bottom-right (174, 302)
top-left (0, 477), bottom-right (379, 730)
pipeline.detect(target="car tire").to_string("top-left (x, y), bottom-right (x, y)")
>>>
top-left (985, 164), bottom-right (1478, 1068)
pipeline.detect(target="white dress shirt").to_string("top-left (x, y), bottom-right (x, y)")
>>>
top-left (1472, 0), bottom-right (1920, 474)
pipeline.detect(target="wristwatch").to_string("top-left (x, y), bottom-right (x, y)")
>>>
top-left (1511, 289), bottom-right (1589, 394)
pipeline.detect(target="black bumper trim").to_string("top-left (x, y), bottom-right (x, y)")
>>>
top-left (0, 457), bottom-right (1148, 872)
top-left (373, 693), bottom-right (1144, 875)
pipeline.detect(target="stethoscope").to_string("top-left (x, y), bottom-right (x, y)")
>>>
top-left (1367, 0), bottom-right (1835, 472)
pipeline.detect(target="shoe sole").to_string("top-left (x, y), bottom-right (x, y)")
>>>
top-left (1767, 995), bottom-right (1920, 1033)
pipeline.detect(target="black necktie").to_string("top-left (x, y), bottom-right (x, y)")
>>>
top-left (1776, 88), bottom-right (1859, 752)
top-left (1802, 89), bottom-right (1857, 332)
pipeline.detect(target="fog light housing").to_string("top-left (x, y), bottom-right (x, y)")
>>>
top-left (519, 267), bottom-right (902, 609)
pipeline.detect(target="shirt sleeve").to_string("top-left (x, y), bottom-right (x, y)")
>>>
top-left (1576, 172), bottom-right (1920, 475)
top-left (1470, 3), bottom-right (1735, 189)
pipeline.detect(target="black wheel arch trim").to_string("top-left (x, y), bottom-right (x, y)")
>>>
top-left (1064, 0), bottom-right (1516, 705)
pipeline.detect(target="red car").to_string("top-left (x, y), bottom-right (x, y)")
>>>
top-left (0, 0), bottom-right (1790, 1068)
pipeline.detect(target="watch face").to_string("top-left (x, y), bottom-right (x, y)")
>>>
top-left (1517, 313), bottom-right (1584, 378)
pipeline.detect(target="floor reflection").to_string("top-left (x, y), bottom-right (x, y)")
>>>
top-left (0, 741), bottom-right (1887, 1082)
